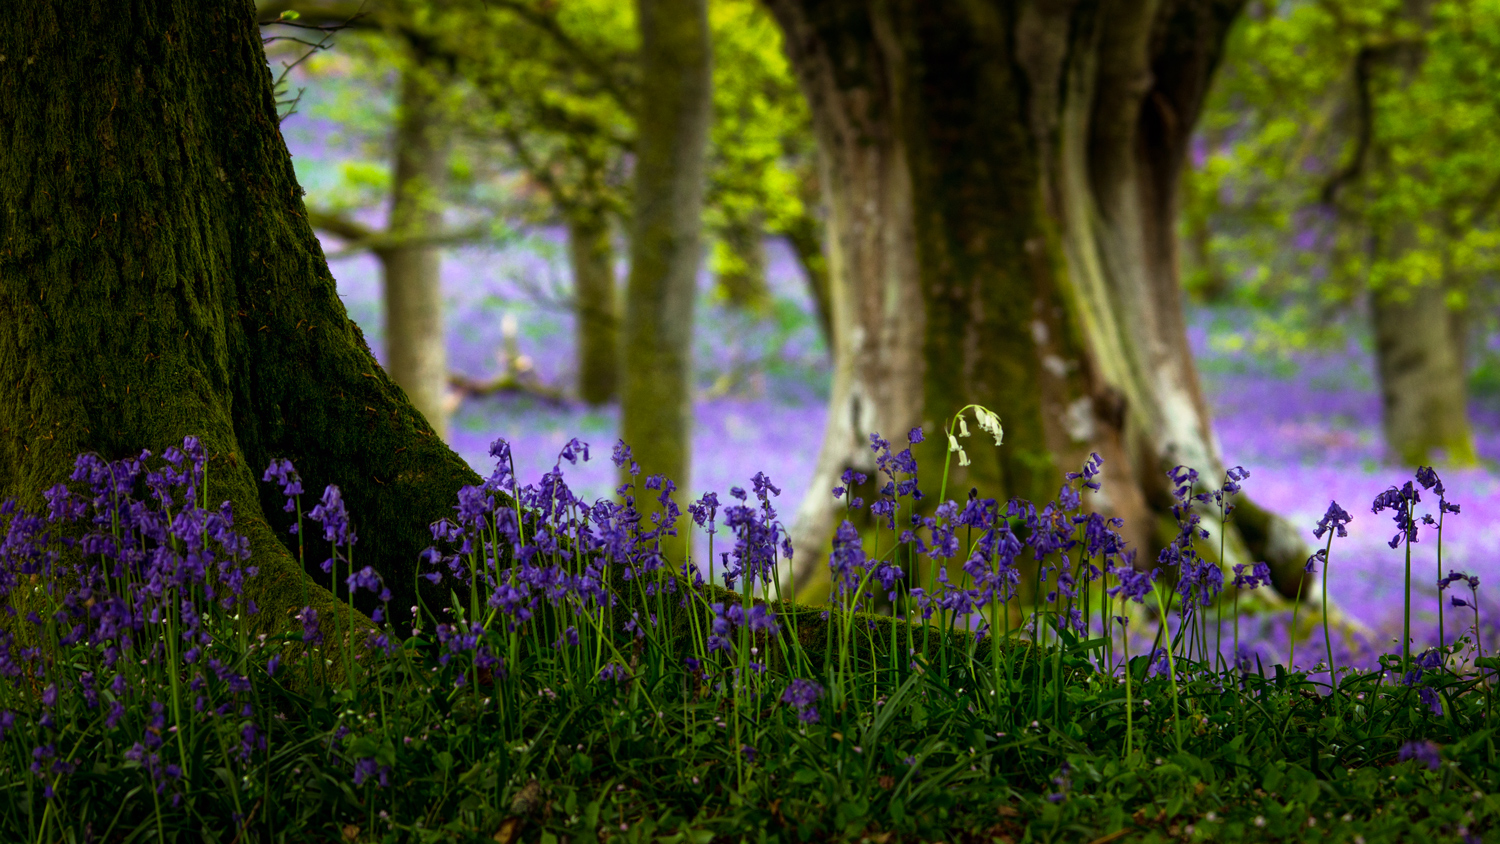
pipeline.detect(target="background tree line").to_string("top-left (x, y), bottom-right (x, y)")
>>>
top-left (5, 0), bottom-right (1497, 637)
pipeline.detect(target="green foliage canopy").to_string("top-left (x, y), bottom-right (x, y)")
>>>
top-left (1186, 0), bottom-right (1500, 352)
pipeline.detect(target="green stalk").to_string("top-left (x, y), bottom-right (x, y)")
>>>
top-left (1119, 608), bottom-right (1133, 757)
top-left (1436, 507), bottom-right (1446, 653)
top-left (1402, 499), bottom-right (1414, 673)
top-left (1288, 562), bottom-right (1307, 673)
top-left (1151, 582), bottom-right (1184, 754)
top-left (1320, 531), bottom-right (1337, 689)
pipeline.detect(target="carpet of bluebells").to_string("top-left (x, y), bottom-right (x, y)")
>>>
top-left (1, 424), bottom-right (1498, 842)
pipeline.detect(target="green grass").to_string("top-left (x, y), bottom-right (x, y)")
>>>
top-left (1, 427), bottom-right (1496, 843)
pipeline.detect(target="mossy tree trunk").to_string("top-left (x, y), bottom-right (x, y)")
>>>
top-left (1371, 273), bottom-right (1477, 468)
top-left (569, 204), bottom-right (621, 406)
top-left (1356, 1), bottom-right (1477, 470)
top-left (382, 57), bottom-right (453, 440)
top-left (713, 212), bottom-right (771, 312)
top-left (620, 0), bottom-right (713, 491)
top-left (768, 0), bottom-right (1310, 597)
top-left (0, 0), bottom-right (482, 639)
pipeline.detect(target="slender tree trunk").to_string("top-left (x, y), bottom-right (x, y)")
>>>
top-left (0, 0), bottom-right (481, 640)
top-left (569, 205), bottom-right (621, 406)
top-left (621, 0), bottom-right (713, 490)
top-left (1371, 278), bottom-right (1477, 467)
top-left (381, 61), bottom-right (451, 440)
top-left (768, 0), bottom-right (1309, 597)
top-left (714, 213), bottom-right (770, 311)
top-left (778, 165), bottom-right (834, 347)
top-left (1358, 0), bottom-right (1477, 469)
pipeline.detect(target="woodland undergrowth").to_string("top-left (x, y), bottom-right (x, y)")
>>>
top-left (0, 407), bottom-right (1496, 843)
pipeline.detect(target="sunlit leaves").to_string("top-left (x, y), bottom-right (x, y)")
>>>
top-left (1186, 0), bottom-right (1500, 352)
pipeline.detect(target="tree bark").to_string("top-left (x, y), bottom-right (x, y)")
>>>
top-left (0, 0), bottom-right (482, 640)
top-left (1371, 279), bottom-right (1477, 467)
top-left (621, 0), bottom-right (713, 490)
top-left (777, 164), bottom-right (834, 347)
top-left (568, 205), bottom-right (621, 406)
top-left (380, 60), bottom-right (452, 440)
top-left (1355, 0), bottom-right (1478, 469)
top-left (713, 213), bottom-right (771, 312)
top-left (767, 0), bottom-right (1309, 597)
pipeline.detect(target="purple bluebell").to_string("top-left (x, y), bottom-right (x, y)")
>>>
top-left (1314, 501), bottom-right (1352, 540)
top-left (308, 485), bottom-right (356, 547)
top-left (1372, 482), bottom-right (1421, 549)
top-left (1399, 740), bottom-right (1441, 770)
top-left (781, 678), bottom-right (824, 723)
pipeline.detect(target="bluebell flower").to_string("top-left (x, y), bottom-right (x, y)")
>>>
top-left (308, 485), bottom-right (355, 547)
top-left (781, 678), bottom-right (824, 723)
top-left (298, 607), bottom-right (322, 646)
top-left (1064, 452), bottom-right (1105, 492)
top-left (1314, 501), bottom-right (1352, 540)
top-left (1304, 549), bottom-right (1325, 574)
top-left (1372, 483), bottom-right (1421, 548)
top-left (1108, 567), bottom-right (1157, 604)
top-left (1399, 739), bottom-right (1441, 770)
top-left (352, 757), bottom-right (391, 787)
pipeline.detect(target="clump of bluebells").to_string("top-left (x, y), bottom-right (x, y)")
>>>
top-left (0, 420), bottom-right (1495, 842)
top-left (0, 439), bottom-right (268, 834)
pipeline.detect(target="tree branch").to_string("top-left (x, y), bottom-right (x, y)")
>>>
top-left (1320, 45), bottom-right (1381, 208)
top-left (454, 0), bottom-right (635, 111)
top-left (306, 208), bottom-right (492, 257)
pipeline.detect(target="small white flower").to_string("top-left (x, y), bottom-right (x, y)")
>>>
top-left (958, 416), bottom-right (970, 437)
top-left (948, 434), bottom-right (961, 453)
top-left (975, 407), bottom-right (1004, 446)
top-left (1254, 817), bottom-right (1266, 828)
top-left (958, 448), bottom-right (970, 467)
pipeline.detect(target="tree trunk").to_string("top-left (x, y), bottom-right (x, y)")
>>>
top-left (1371, 279), bottom-right (1477, 467)
top-left (569, 206), bottom-right (621, 406)
top-left (778, 164), bottom-right (834, 347)
top-left (621, 0), bottom-right (713, 490)
top-left (1358, 0), bottom-right (1477, 470)
top-left (767, 0), bottom-right (1309, 597)
top-left (713, 213), bottom-right (771, 312)
top-left (0, 0), bottom-right (481, 641)
top-left (380, 61), bottom-right (452, 440)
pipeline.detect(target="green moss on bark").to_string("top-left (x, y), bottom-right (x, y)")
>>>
top-left (0, 0), bottom-right (485, 647)
top-left (620, 0), bottom-right (713, 496)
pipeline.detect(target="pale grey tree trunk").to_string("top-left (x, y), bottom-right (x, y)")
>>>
top-left (381, 64), bottom-right (451, 440)
top-left (620, 0), bottom-right (713, 492)
top-left (768, 0), bottom-right (1310, 599)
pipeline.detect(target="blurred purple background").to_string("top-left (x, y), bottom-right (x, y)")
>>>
top-left (283, 96), bottom-right (1500, 677)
